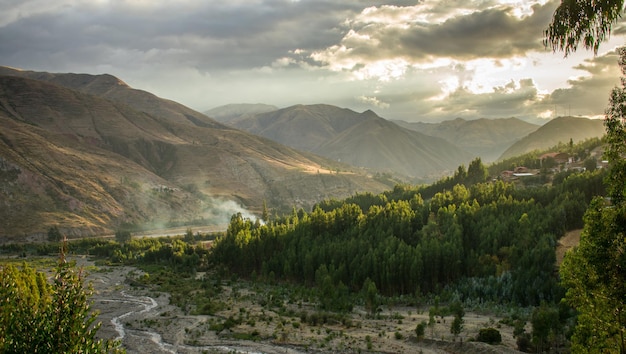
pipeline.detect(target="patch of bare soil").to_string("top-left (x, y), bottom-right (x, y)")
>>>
top-left (556, 229), bottom-right (582, 267)
top-left (82, 259), bottom-right (523, 354)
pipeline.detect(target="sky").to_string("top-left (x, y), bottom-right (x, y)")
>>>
top-left (2, 0), bottom-right (626, 123)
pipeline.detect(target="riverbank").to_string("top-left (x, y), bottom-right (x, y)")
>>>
top-left (83, 258), bottom-right (523, 354)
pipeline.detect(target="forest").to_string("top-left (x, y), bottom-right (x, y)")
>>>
top-left (211, 156), bottom-right (605, 309)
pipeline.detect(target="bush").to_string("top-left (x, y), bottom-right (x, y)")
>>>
top-left (477, 327), bottom-right (502, 344)
top-left (415, 321), bottom-right (426, 340)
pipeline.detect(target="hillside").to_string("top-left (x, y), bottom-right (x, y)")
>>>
top-left (499, 116), bottom-right (605, 160)
top-left (216, 104), bottom-right (473, 179)
top-left (394, 117), bottom-right (539, 162)
top-left (0, 66), bottom-right (222, 129)
top-left (316, 114), bottom-right (473, 178)
top-left (0, 74), bottom-right (389, 240)
top-left (204, 103), bottom-right (279, 125)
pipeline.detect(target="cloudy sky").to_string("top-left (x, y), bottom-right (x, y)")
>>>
top-left (2, 0), bottom-right (626, 123)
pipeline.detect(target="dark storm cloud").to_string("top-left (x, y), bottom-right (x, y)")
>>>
top-left (400, 4), bottom-right (555, 59)
top-left (0, 1), bottom-right (392, 72)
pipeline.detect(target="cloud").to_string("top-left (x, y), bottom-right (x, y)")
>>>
top-left (542, 50), bottom-right (622, 117)
top-left (0, 1), bottom-right (357, 72)
top-left (308, 0), bottom-right (556, 80)
top-left (357, 95), bottom-right (390, 108)
top-left (0, 0), bottom-right (624, 124)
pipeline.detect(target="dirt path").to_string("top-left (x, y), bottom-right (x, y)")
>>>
top-left (556, 229), bottom-right (582, 267)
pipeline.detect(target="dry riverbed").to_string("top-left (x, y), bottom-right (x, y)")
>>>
top-left (82, 258), bottom-right (523, 354)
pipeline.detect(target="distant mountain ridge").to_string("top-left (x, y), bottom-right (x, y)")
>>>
top-left (499, 116), bottom-right (606, 160)
top-left (211, 104), bottom-right (473, 179)
top-left (205, 103), bottom-right (279, 124)
top-left (393, 117), bottom-right (539, 162)
top-left (0, 68), bottom-right (389, 240)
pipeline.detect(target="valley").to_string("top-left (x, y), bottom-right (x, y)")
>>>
top-left (86, 260), bottom-right (523, 354)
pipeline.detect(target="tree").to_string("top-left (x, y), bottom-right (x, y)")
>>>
top-left (544, 0), bottom-right (624, 56)
top-left (415, 321), bottom-right (427, 341)
top-left (546, 3), bottom-right (626, 353)
top-left (47, 226), bottom-right (62, 242)
top-left (262, 200), bottom-right (270, 222)
top-left (584, 157), bottom-right (597, 171)
top-left (362, 277), bottom-right (379, 315)
top-left (466, 157), bottom-right (488, 185)
top-left (0, 249), bottom-right (121, 353)
top-left (115, 229), bottom-right (131, 243)
top-left (559, 48), bottom-right (626, 353)
top-left (531, 304), bottom-right (560, 352)
top-left (449, 300), bottom-right (465, 340)
top-left (604, 47), bottom-right (626, 205)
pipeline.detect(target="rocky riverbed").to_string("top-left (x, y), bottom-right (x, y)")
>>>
top-left (84, 258), bottom-right (523, 354)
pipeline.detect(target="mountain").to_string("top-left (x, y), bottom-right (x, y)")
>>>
top-left (218, 104), bottom-right (473, 179)
top-left (0, 66), bottom-right (221, 129)
top-left (393, 117), bottom-right (539, 162)
top-left (316, 114), bottom-right (473, 179)
top-left (0, 71), bottom-right (389, 241)
top-left (205, 103), bottom-right (279, 125)
top-left (498, 116), bottom-right (606, 160)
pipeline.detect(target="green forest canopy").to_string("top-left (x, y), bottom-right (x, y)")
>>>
top-left (211, 153), bottom-right (606, 307)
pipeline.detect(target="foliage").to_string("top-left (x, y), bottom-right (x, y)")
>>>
top-left (211, 166), bottom-right (603, 307)
top-left (415, 321), bottom-right (426, 341)
top-left (476, 327), bottom-right (502, 345)
top-left (531, 303), bottom-right (561, 352)
top-left (0, 254), bottom-right (121, 353)
top-left (362, 277), bottom-right (379, 315)
top-left (449, 300), bottom-right (464, 339)
top-left (605, 47), bottom-right (626, 205)
top-left (114, 229), bottom-right (131, 243)
top-left (47, 226), bottom-right (62, 242)
top-left (544, 0), bottom-right (624, 55)
top-left (559, 47), bottom-right (626, 353)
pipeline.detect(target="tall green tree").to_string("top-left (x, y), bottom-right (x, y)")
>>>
top-left (449, 300), bottom-right (465, 340)
top-left (0, 253), bottom-right (121, 353)
top-left (546, 3), bottom-right (626, 352)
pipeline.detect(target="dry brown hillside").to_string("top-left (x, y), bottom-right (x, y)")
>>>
top-left (0, 74), bottom-right (389, 241)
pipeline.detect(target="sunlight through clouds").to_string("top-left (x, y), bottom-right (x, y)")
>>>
top-left (2, 0), bottom-right (625, 122)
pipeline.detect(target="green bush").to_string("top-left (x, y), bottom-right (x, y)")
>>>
top-left (477, 327), bottom-right (502, 344)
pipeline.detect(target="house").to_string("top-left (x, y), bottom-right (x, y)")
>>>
top-left (539, 152), bottom-right (570, 165)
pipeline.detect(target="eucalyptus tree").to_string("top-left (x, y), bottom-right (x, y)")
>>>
top-left (545, 2), bottom-right (626, 352)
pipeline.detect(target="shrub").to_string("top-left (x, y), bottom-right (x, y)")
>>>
top-left (415, 321), bottom-right (426, 340)
top-left (477, 327), bottom-right (502, 344)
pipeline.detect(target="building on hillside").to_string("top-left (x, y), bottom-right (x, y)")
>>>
top-left (539, 152), bottom-right (570, 165)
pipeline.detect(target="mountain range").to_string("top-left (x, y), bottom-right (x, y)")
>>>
top-left (207, 103), bottom-right (606, 170)
top-left (0, 68), bottom-right (389, 240)
top-left (393, 117), bottom-right (540, 162)
top-left (206, 104), bottom-right (474, 179)
top-left (0, 66), bottom-right (609, 240)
